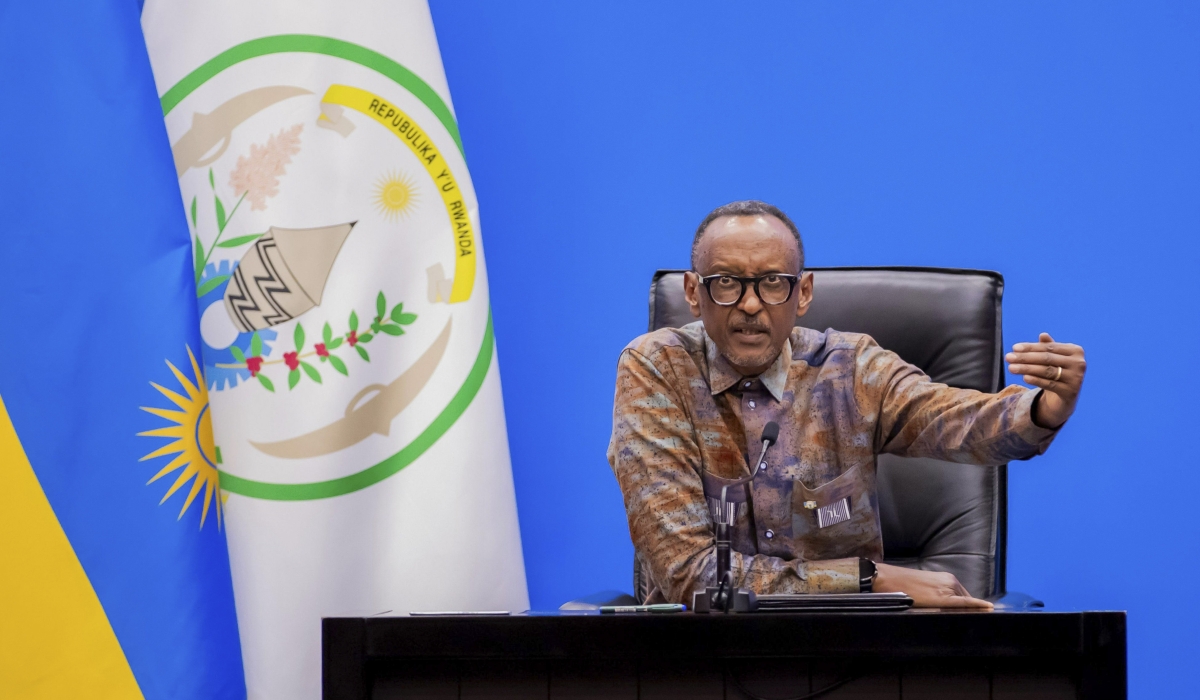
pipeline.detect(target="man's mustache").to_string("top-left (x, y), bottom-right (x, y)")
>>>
top-left (729, 315), bottom-right (770, 333)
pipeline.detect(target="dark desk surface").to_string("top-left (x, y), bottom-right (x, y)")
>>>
top-left (324, 609), bottom-right (1126, 699)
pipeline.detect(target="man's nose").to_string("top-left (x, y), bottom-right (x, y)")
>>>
top-left (738, 285), bottom-right (764, 315)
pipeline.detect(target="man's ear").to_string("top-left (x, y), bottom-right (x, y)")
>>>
top-left (683, 271), bottom-right (702, 318)
top-left (795, 272), bottom-right (814, 319)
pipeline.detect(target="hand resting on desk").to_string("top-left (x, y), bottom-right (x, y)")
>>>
top-left (873, 563), bottom-right (994, 610)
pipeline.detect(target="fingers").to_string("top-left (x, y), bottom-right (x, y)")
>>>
top-left (945, 575), bottom-right (980, 602)
top-left (1005, 335), bottom-right (1087, 392)
top-left (937, 595), bottom-right (995, 610)
top-left (1006, 362), bottom-right (1075, 379)
top-left (1009, 344), bottom-right (1082, 358)
top-left (1005, 365), bottom-right (1045, 379)
top-left (1006, 361), bottom-right (1082, 377)
top-left (1010, 334), bottom-right (1083, 356)
top-left (1022, 375), bottom-right (1062, 390)
top-left (1018, 372), bottom-right (1081, 396)
top-left (1007, 356), bottom-right (1085, 389)
top-left (1005, 351), bottom-right (1075, 369)
top-left (878, 567), bottom-right (995, 611)
top-left (940, 574), bottom-right (992, 609)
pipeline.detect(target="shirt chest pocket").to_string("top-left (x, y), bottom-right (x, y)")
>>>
top-left (699, 470), bottom-right (757, 553)
top-left (790, 463), bottom-right (884, 562)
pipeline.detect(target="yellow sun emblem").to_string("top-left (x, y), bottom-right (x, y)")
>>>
top-left (138, 347), bottom-right (223, 528)
top-left (373, 170), bottom-right (419, 220)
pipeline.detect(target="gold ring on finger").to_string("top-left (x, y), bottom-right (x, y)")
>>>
top-left (1054, 366), bottom-right (1062, 381)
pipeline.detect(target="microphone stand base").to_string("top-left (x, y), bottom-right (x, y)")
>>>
top-left (692, 587), bottom-right (758, 613)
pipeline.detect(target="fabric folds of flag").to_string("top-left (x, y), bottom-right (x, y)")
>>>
top-left (0, 1), bottom-right (246, 698)
top-left (141, 0), bottom-right (531, 697)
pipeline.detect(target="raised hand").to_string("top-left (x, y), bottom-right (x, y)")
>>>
top-left (1005, 333), bottom-right (1086, 429)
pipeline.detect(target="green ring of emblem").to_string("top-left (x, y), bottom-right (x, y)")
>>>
top-left (161, 34), bottom-right (463, 156)
top-left (163, 34), bottom-right (489, 501)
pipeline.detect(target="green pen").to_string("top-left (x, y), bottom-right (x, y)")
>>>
top-left (599, 603), bottom-right (687, 614)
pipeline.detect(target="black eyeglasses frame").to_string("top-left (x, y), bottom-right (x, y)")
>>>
top-left (696, 273), bottom-right (801, 307)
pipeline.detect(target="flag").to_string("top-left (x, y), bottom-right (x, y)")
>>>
top-left (140, 1), bottom-right (530, 696)
top-left (0, 1), bottom-right (245, 698)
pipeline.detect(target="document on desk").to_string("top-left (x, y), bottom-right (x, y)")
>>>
top-left (755, 592), bottom-right (914, 612)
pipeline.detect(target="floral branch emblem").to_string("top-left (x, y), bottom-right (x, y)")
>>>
top-left (223, 291), bottom-right (417, 391)
top-left (189, 124), bottom-right (304, 298)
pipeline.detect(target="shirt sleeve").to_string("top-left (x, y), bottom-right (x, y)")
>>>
top-left (608, 347), bottom-right (861, 605)
top-left (855, 337), bottom-right (1059, 463)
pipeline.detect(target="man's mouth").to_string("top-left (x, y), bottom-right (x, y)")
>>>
top-left (732, 325), bottom-right (769, 338)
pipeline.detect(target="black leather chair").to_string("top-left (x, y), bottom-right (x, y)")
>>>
top-left (563, 266), bottom-right (1041, 610)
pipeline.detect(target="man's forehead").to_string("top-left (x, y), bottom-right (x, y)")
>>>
top-left (696, 215), bottom-right (799, 272)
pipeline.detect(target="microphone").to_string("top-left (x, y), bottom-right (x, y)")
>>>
top-left (757, 421), bottom-right (780, 473)
top-left (718, 421), bottom-right (779, 503)
top-left (707, 421), bottom-right (780, 613)
top-left (761, 421), bottom-right (780, 447)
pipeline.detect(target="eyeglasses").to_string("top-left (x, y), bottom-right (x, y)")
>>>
top-left (696, 273), bottom-right (800, 306)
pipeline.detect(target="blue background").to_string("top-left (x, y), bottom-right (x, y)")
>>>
top-left (429, 1), bottom-right (1199, 698)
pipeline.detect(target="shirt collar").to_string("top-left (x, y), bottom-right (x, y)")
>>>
top-left (703, 329), bottom-right (791, 402)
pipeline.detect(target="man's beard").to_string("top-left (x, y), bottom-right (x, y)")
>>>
top-left (725, 314), bottom-right (779, 373)
top-left (726, 345), bottom-right (780, 374)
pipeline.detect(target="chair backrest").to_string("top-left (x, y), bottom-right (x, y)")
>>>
top-left (645, 267), bottom-right (1010, 599)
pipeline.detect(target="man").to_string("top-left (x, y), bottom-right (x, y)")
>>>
top-left (607, 200), bottom-right (1086, 609)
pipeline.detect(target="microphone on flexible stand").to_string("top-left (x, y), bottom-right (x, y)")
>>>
top-left (697, 421), bottom-right (779, 613)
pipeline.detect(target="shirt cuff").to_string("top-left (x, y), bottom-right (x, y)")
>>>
top-left (1014, 388), bottom-right (1060, 454)
top-left (797, 558), bottom-right (861, 593)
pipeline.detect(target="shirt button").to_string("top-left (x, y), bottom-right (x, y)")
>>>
top-left (748, 400), bottom-right (756, 409)
top-left (744, 381), bottom-right (752, 388)
top-left (764, 529), bottom-right (775, 539)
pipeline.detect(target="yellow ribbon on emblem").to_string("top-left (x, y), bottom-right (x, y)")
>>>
top-left (319, 84), bottom-right (475, 304)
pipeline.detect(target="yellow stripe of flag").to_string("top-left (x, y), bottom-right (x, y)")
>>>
top-left (0, 394), bottom-right (143, 699)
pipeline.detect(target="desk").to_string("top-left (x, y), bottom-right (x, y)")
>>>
top-left (323, 609), bottom-right (1125, 699)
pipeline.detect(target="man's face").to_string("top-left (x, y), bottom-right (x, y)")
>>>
top-left (684, 215), bottom-right (813, 376)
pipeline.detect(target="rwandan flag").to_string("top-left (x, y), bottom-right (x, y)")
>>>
top-left (0, 1), bottom-right (245, 698)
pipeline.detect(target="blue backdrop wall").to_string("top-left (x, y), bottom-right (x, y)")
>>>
top-left (427, 2), bottom-right (1198, 697)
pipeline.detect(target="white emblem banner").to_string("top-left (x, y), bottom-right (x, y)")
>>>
top-left (142, 2), bottom-right (529, 696)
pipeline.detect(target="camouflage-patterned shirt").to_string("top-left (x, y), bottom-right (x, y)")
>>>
top-left (607, 321), bottom-right (1057, 605)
